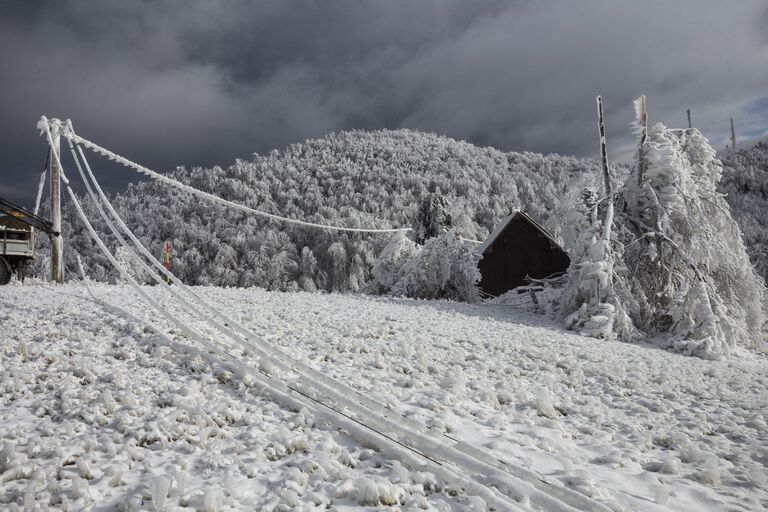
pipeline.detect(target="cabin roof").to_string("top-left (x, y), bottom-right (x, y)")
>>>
top-left (0, 215), bottom-right (33, 231)
top-left (476, 210), bottom-right (564, 255)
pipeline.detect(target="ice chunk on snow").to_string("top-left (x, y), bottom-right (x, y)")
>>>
top-left (202, 488), bottom-right (222, 512)
top-left (0, 443), bottom-right (17, 472)
top-left (698, 460), bottom-right (722, 486)
top-left (150, 476), bottom-right (171, 511)
top-left (354, 477), bottom-right (380, 506)
top-left (534, 386), bottom-right (557, 418)
top-left (466, 495), bottom-right (488, 510)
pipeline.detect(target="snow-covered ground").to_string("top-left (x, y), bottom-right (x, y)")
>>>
top-left (1, 282), bottom-right (767, 511)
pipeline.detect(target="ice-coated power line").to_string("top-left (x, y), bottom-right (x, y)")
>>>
top-left (61, 127), bottom-right (411, 234)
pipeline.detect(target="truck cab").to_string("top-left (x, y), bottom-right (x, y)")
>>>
top-left (0, 197), bottom-right (58, 285)
top-left (0, 215), bottom-right (36, 283)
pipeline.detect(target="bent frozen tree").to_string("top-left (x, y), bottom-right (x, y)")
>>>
top-left (562, 96), bottom-right (631, 340)
top-left (563, 97), bottom-right (766, 358)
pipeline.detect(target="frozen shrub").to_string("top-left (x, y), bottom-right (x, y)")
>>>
top-left (372, 231), bottom-right (480, 302)
top-left (354, 478), bottom-right (380, 506)
top-left (77, 460), bottom-right (93, 480)
top-left (352, 477), bottom-right (402, 506)
top-left (23, 476), bottom-right (39, 509)
top-left (108, 470), bottom-right (123, 488)
top-left (0, 443), bottom-right (17, 472)
top-left (370, 233), bottom-right (418, 293)
top-left (698, 460), bottom-right (722, 486)
top-left (284, 434), bottom-right (308, 454)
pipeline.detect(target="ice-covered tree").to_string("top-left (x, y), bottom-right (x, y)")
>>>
top-left (617, 124), bottom-right (765, 357)
top-left (297, 246), bottom-right (318, 292)
top-left (564, 97), bottom-right (765, 358)
top-left (327, 241), bottom-right (348, 292)
top-left (720, 141), bottom-right (768, 283)
top-left (370, 232), bottom-right (418, 294)
top-left (371, 231), bottom-right (480, 302)
top-left (562, 190), bottom-right (632, 340)
top-left (563, 97), bottom-right (632, 341)
top-left (412, 192), bottom-right (453, 244)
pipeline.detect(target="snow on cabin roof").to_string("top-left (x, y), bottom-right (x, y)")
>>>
top-left (475, 210), bottom-right (564, 255)
top-left (0, 215), bottom-right (33, 231)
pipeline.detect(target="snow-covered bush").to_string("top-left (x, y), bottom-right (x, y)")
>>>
top-left (370, 233), bottom-right (418, 293)
top-left (150, 476), bottom-right (171, 512)
top-left (371, 231), bottom-right (480, 302)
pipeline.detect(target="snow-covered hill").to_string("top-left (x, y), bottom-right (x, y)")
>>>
top-left (721, 141), bottom-right (768, 282)
top-left (33, 129), bottom-right (607, 291)
top-left (31, 128), bottom-right (767, 294)
top-left (2, 283), bottom-right (766, 511)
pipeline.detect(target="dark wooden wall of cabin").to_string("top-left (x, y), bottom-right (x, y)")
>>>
top-left (478, 217), bottom-right (570, 297)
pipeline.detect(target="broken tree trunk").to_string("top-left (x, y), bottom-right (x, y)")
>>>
top-left (596, 96), bottom-right (614, 245)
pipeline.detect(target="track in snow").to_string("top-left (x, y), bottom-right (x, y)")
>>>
top-left (81, 280), bottom-right (610, 512)
top-left (45, 121), bottom-right (610, 512)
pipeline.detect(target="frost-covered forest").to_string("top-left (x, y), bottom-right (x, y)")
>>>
top-left (28, 128), bottom-right (768, 357)
top-left (721, 141), bottom-right (768, 283)
top-left (33, 129), bottom-right (608, 292)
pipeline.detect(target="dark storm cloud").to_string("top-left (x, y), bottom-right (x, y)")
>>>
top-left (1, 0), bottom-right (767, 208)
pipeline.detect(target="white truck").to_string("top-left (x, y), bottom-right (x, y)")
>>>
top-left (0, 197), bottom-right (58, 284)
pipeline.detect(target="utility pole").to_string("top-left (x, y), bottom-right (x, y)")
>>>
top-left (596, 95), bottom-right (615, 300)
top-left (636, 95), bottom-right (648, 185)
top-left (49, 118), bottom-right (63, 283)
top-left (730, 117), bottom-right (737, 153)
top-left (686, 109), bottom-right (692, 129)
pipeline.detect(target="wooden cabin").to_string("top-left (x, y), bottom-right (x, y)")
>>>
top-left (476, 210), bottom-right (570, 297)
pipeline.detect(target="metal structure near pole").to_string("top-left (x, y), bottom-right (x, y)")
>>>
top-left (730, 117), bottom-right (737, 153)
top-left (49, 119), bottom-right (64, 283)
top-left (686, 109), bottom-right (692, 129)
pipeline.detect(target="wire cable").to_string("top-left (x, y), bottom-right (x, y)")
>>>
top-left (63, 129), bottom-right (410, 234)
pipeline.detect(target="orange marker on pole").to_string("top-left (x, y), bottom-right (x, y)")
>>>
top-left (164, 241), bottom-right (171, 284)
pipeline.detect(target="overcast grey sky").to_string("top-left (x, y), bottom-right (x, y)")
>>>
top-left (1, 0), bottom-right (767, 208)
